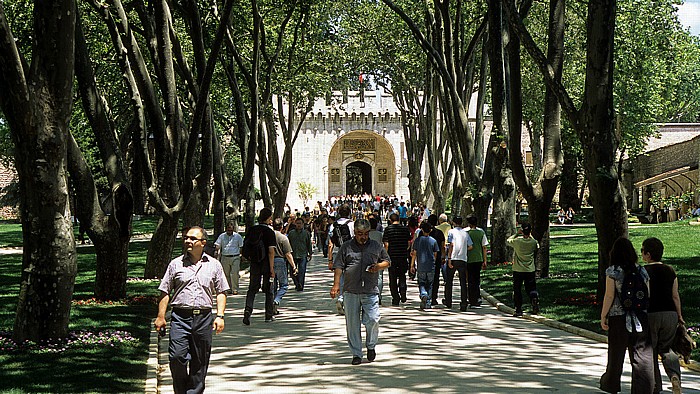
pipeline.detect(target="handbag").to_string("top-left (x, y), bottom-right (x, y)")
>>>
top-left (671, 322), bottom-right (696, 364)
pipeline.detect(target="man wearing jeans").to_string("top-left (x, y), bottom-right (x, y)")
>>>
top-left (330, 219), bottom-right (391, 365)
top-left (287, 218), bottom-right (312, 291)
top-left (272, 218), bottom-right (297, 317)
top-left (410, 221), bottom-right (439, 310)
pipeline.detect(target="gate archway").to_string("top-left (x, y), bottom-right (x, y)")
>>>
top-left (327, 130), bottom-right (397, 197)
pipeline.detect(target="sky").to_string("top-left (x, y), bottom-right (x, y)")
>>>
top-left (677, 0), bottom-right (700, 35)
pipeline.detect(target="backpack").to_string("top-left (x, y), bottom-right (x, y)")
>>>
top-left (241, 227), bottom-right (267, 264)
top-left (619, 267), bottom-right (649, 314)
top-left (330, 221), bottom-right (352, 247)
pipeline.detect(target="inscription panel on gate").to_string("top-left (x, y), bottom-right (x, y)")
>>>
top-left (330, 168), bottom-right (341, 182)
top-left (377, 168), bottom-right (388, 183)
top-left (343, 138), bottom-right (375, 151)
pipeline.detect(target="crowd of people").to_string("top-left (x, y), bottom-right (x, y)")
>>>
top-left (153, 197), bottom-right (686, 394)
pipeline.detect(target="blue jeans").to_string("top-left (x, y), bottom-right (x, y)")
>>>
top-left (343, 292), bottom-right (380, 358)
top-left (417, 271), bottom-right (434, 307)
top-left (273, 257), bottom-right (288, 305)
top-left (294, 257), bottom-right (308, 290)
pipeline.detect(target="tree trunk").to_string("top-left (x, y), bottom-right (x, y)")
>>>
top-left (144, 213), bottom-right (181, 278)
top-left (0, 0), bottom-right (78, 342)
top-left (73, 14), bottom-right (134, 299)
top-left (529, 199), bottom-right (552, 277)
top-left (183, 184), bottom-right (208, 229)
top-left (212, 133), bottom-right (226, 236)
top-left (581, 0), bottom-right (627, 300)
top-left (487, 0), bottom-right (516, 263)
top-left (93, 227), bottom-right (131, 299)
top-left (559, 146), bottom-right (581, 210)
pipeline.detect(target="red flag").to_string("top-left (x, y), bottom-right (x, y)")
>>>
top-left (359, 73), bottom-right (364, 84)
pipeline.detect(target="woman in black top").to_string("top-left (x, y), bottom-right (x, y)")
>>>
top-left (641, 237), bottom-right (684, 394)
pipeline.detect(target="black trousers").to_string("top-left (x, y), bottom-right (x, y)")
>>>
top-left (169, 309), bottom-right (213, 394)
top-left (443, 260), bottom-right (467, 308)
top-left (512, 271), bottom-right (538, 311)
top-left (600, 315), bottom-right (654, 394)
top-left (388, 258), bottom-right (408, 303)
top-left (466, 262), bottom-right (482, 306)
top-left (431, 261), bottom-right (443, 303)
top-left (245, 262), bottom-right (274, 319)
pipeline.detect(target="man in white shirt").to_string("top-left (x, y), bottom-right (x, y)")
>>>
top-left (443, 216), bottom-right (473, 311)
top-left (215, 221), bottom-right (244, 295)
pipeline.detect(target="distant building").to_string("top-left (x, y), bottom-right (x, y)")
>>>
top-left (622, 123), bottom-right (700, 215)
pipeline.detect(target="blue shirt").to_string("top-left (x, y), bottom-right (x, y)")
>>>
top-left (412, 235), bottom-right (439, 272)
top-left (397, 205), bottom-right (408, 218)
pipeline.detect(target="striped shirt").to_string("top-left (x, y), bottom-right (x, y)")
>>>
top-left (158, 253), bottom-right (229, 309)
top-left (382, 223), bottom-right (412, 261)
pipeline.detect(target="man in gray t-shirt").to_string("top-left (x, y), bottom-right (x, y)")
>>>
top-left (330, 219), bottom-right (391, 365)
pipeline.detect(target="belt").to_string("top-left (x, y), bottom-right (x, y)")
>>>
top-left (172, 307), bottom-right (212, 317)
top-left (223, 254), bottom-right (240, 257)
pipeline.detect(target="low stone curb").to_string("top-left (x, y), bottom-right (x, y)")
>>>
top-left (146, 319), bottom-right (160, 394)
top-left (480, 288), bottom-right (700, 374)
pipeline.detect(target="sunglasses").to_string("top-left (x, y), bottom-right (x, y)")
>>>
top-left (184, 235), bottom-right (203, 242)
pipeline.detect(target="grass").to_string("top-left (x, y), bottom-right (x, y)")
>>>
top-left (482, 220), bottom-right (700, 362)
top-left (0, 214), bottom-right (216, 248)
top-left (0, 241), bottom-right (163, 394)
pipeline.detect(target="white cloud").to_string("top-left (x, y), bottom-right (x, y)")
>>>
top-left (677, 0), bottom-right (700, 36)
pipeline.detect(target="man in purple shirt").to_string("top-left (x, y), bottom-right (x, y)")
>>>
top-left (155, 226), bottom-right (229, 394)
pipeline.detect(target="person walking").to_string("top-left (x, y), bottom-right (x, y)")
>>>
top-left (214, 221), bottom-right (244, 295)
top-left (242, 208), bottom-right (277, 325)
top-left (410, 221), bottom-right (439, 310)
top-left (271, 218), bottom-right (298, 316)
top-left (642, 237), bottom-right (684, 394)
top-left (599, 237), bottom-right (654, 394)
top-left (330, 219), bottom-right (391, 365)
top-left (443, 216), bottom-right (473, 311)
top-left (368, 217), bottom-right (385, 305)
top-left (154, 226), bottom-right (229, 394)
top-left (383, 213), bottom-right (412, 306)
top-left (328, 204), bottom-right (354, 314)
top-left (506, 222), bottom-right (540, 317)
top-left (465, 215), bottom-right (488, 308)
top-left (287, 217), bottom-right (313, 291)
top-left (426, 214), bottom-right (446, 307)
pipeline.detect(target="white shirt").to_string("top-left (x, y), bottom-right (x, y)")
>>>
top-left (215, 232), bottom-right (244, 256)
top-left (447, 226), bottom-right (473, 262)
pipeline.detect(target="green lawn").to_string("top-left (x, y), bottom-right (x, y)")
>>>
top-left (482, 221), bottom-right (700, 362)
top-left (0, 214), bottom-right (215, 248)
top-left (0, 241), bottom-right (163, 394)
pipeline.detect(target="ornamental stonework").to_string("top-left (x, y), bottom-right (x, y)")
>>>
top-left (343, 138), bottom-right (375, 151)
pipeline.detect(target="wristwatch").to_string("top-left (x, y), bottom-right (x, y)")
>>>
top-left (216, 314), bottom-right (225, 319)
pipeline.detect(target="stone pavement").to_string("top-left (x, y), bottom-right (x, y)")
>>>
top-left (151, 253), bottom-right (700, 394)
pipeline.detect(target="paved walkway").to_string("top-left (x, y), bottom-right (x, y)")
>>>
top-left (152, 253), bottom-right (700, 393)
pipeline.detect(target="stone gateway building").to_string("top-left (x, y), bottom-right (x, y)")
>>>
top-left (271, 89), bottom-right (416, 209)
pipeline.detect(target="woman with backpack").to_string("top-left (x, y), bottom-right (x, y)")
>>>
top-left (642, 237), bottom-right (684, 394)
top-left (600, 237), bottom-right (654, 394)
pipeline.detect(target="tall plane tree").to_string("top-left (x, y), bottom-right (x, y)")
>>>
top-left (505, 0), bottom-right (625, 298)
top-left (0, 1), bottom-right (78, 342)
